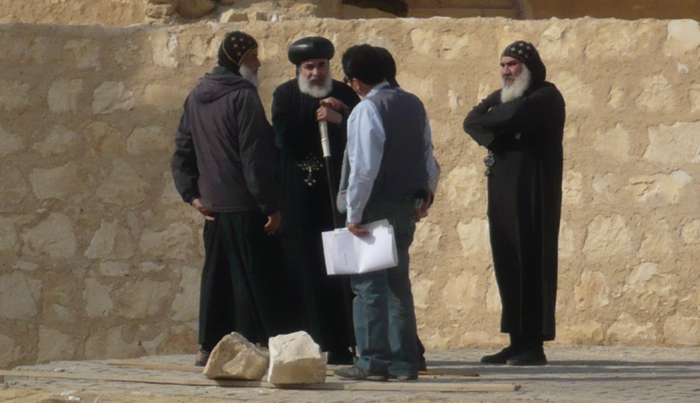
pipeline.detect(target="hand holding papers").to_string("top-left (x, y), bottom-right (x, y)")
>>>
top-left (322, 219), bottom-right (398, 275)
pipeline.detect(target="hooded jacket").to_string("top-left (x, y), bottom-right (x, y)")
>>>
top-left (171, 67), bottom-right (278, 215)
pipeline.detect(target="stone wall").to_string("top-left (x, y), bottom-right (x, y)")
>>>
top-left (1, 17), bottom-right (700, 368)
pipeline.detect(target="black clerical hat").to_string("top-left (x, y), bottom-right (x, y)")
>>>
top-left (288, 37), bottom-right (335, 65)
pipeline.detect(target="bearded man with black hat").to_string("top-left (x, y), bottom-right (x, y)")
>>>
top-left (271, 37), bottom-right (360, 365)
top-left (463, 40), bottom-right (565, 366)
top-left (171, 31), bottom-right (301, 366)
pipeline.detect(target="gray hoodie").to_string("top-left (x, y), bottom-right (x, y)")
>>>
top-left (171, 67), bottom-right (278, 215)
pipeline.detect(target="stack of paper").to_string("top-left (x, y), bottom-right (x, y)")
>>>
top-left (322, 219), bottom-right (398, 275)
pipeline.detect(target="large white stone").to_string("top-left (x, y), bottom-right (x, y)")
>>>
top-left (28, 162), bottom-right (83, 201)
top-left (664, 20), bottom-right (700, 56)
top-left (84, 220), bottom-right (135, 260)
top-left (65, 39), bottom-right (100, 69)
top-left (562, 170), bottom-right (583, 206)
top-left (635, 75), bottom-right (676, 112)
top-left (203, 332), bottom-right (269, 380)
top-left (0, 165), bottom-right (29, 210)
top-left (139, 223), bottom-right (196, 261)
top-left (0, 80), bottom-right (30, 112)
top-left (441, 271), bottom-right (479, 312)
top-left (663, 314), bottom-right (700, 346)
top-left (150, 31), bottom-right (179, 68)
top-left (574, 271), bottom-right (610, 311)
top-left (37, 326), bottom-right (74, 363)
top-left (84, 278), bottom-right (114, 318)
top-left (0, 125), bottom-right (24, 156)
top-left (143, 84), bottom-right (189, 110)
top-left (85, 326), bottom-right (144, 359)
top-left (442, 166), bottom-right (482, 208)
top-left (628, 171), bottom-right (691, 207)
top-left (0, 334), bottom-right (19, 367)
top-left (96, 159), bottom-right (148, 206)
top-left (0, 216), bottom-right (17, 255)
top-left (410, 221), bottom-right (442, 255)
top-left (267, 331), bottom-right (326, 385)
top-left (48, 79), bottom-right (83, 113)
top-left (113, 279), bottom-right (172, 318)
top-left (411, 276), bottom-right (434, 310)
top-left (126, 125), bottom-right (171, 155)
top-left (170, 265), bottom-right (199, 322)
top-left (594, 124), bottom-right (630, 162)
top-left (456, 218), bottom-right (490, 258)
top-left (643, 121), bottom-right (700, 164)
top-left (0, 271), bottom-right (38, 319)
top-left (637, 221), bottom-right (673, 260)
top-left (550, 72), bottom-right (593, 110)
top-left (681, 219), bottom-right (700, 244)
top-left (34, 125), bottom-right (81, 157)
top-left (21, 213), bottom-right (77, 258)
top-left (92, 81), bottom-right (135, 114)
top-left (606, 314), bottom-right (657, 345)
top-left (582, 215), bottom-right (632, 261)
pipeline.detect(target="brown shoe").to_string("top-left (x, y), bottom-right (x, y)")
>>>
top-left (195, 349), bottom-right (210, 367)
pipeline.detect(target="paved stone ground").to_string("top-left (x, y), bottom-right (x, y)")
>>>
top-left (3, 347), bottom-right (700, 403)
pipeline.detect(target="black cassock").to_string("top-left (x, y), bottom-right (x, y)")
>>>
top-left (271, 79), bottom-right (360, 353)
top-left (463, 82), bottom-right (565, 341)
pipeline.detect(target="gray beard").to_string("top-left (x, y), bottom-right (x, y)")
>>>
top-left (240, 65), bottom-right (260, 88)
top-left (500, 65), bottom-right (531, 103)
top-left (298, 73), bottom-right (333, 98)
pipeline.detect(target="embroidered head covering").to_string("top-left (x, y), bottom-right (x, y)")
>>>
top-left (218, 31), bottom-right (258, 73)
top-left (288, 37), bottom-right (335, 65)
top-left (501, 40), bottom-right (546, 85)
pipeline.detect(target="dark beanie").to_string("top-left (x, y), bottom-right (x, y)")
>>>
top-left (288, 37), bottom-right (335, 65)
top-left (341, 44), bottom-right (384, 86)
top-left (373, 46), bottom-right (399, 88)
top-left (218, 31), bottom-right (258, 73)
top-left (501, 40), bottom-right (546, 85)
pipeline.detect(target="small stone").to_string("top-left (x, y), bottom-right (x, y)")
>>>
top-left (203, 332), bottom-right (269, 380)
top-left (220, 10), bottom-right (248, 23)
top-left (267, 331), bottom-right (325, 385)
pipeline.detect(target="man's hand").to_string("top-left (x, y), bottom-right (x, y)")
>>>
top-left (319, 97), bottom-right (349, 113)
top-left (317, 105), bottom-right (342, 125)
top-left (415, 190), bottom-right (435, 223)
top-left (264, 211), bottom-right (281, 235)
top-left (192, 198), bottom-right (215, 221)
top-left (348, 222), bottom-right (370, 237)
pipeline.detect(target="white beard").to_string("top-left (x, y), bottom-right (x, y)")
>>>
top-left (500, 65), bottom-right (531, 103)
top-left (298, 73), bottom-right (333, 98)
top-left (240, 65), bottom-right (260, 88)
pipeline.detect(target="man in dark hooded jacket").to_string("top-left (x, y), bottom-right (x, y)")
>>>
top-left (463, 41), bottom-right (565, 366)
top-left (171, 31), bottom-right (299, 366)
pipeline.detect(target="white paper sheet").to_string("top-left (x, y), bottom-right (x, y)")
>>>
top-left (322, 219), bottom-right (398, 275)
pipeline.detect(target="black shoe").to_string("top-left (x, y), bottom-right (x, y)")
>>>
top-left (334, 365), bottom-right (388, 381)
top-left (194, 349), bottom-right (210, 367)
top-left (506, 348), bottom-right (547, 366)
top-left (480, 346), bottom-right (520, 364)
top-left (327, 349), bottom-right (355, 365)
top-left (418, 356), bottom-right (427, 371)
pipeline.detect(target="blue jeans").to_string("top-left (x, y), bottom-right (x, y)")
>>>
top-left (350, 201), bottom-right (419, 377)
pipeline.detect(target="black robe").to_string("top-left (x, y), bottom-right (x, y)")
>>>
top-left (463, 81), bottom-right (565, 341)
top-left (271, 78), bottom-right (360, 352)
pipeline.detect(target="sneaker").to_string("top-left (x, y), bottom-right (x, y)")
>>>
top-left (506, 348), bottom-right (547, 366)
top-left (194, 349), bottom-right (210, 367)
top-left (480, 345), bottom-right (520, 364)
top-left (334, 366), bottom-right (388, 382)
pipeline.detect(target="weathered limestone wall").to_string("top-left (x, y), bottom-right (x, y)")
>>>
top-left (1, 17), bottom-right (700, 368)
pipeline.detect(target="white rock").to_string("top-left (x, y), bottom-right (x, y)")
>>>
top-left (267, 331), bottom-right (326, 385)
top-left (0, 271), bottom-right (38, 319)
top-left (456, 218), bottom-right (490, 258)
top-left (204, 332), bottom-right (269, 380)
top-left (21, 213), bottom-right (77, 259)
top-left (48, 79), bottom-right (83, 113)
top-left (92, 81), bottom-right (134, 114)
top-left (34, 125), bottom-right (81, 157)
top-left (0, 125), bottom-right (24, 156)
